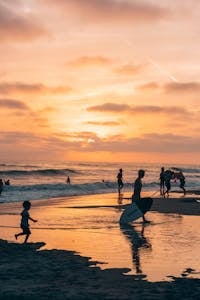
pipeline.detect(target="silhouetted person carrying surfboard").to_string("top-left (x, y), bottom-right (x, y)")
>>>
top-left (132, 169), bottom-right (153, 223)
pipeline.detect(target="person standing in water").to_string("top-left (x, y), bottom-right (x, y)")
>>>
top-left (159, 167), bottom-right (165, 196)
top-left (132, 169), bottom-right (152, 223)
top-left (0, 179), bottom-right (3, 195)
top-left (117, 168), bottom-right (124, 194)
top-left (163, 170), bottom-right (175, 198)
top-left (66, 176), bottom-right (71, 184)
top-left (175, 171), bottom-right (186, 195)
top-left (179, 171), bottom-right (186, 195)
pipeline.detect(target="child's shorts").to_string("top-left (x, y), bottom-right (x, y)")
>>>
top-left (21, 226), bottom-right (31, 235)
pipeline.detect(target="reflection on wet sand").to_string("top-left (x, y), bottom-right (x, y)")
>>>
top-left (120, 223), bottom-right (152, 278)
top-left (117, 193), bottom-right (123, 205)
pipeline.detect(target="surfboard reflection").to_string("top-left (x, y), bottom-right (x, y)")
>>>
top-left (120, 223), bottom-right (152, 277)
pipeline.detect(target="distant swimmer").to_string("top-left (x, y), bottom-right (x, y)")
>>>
top-left (66, 176), bottom-right (71, 184)
top-left (117, 168), bottom-right (124, 194)
top-left (4, 179), bottom-right (10, 186)
top-left (132, 169), bottom-right (153, 223)
top-left (15, 201), bottom-right (38, 244)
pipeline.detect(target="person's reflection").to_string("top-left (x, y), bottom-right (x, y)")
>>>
top-left (120, 223), bottom-right (151, 275)
top-left (118, 193), bottom-right (123, 205)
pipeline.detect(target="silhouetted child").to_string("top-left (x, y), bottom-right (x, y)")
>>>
top-left (15, 201), bottom-right (37, 243)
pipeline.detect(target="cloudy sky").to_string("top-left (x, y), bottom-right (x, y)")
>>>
top-left (1, 0), bottom-right (200, 163)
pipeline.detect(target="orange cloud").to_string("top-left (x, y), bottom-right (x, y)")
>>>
top-left (137, 82), bottom-right (160, 91)
top-left (0, 83), bottom-right (72, 95)
top-left (0, 98), bottom-right (29, 110)
top-left (86, 121), bottom-right (121, 126)
top-left (114, 64), bottom-right (146, 76)
top-left (87, 103), bottom-right (189, 116)
top-left (68, 56), bottom-right (112, 68)
top-left (0, 3), bottom-right (48, 42)
top-left (164, 82), bottom-right (200, 93)
top-left (45, 0), bottom-right (170, 23)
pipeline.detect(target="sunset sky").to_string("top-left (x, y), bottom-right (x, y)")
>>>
top-left (1, 0), bottom-right (200, 163)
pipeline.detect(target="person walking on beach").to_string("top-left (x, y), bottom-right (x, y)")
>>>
top-left (15, 201), bottom-right (37, 244)
top-left (163, 170), bottom-right (174, 198)
top-left (117, 168), bottom-right (124, 194)
top-left (159, 167), bottom-right (165, 196)
top-left (132, 169), bottom-right (152, 223)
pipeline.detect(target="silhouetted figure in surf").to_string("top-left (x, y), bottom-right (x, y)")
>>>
top-left (4, 179), bottom-right (10, 186)
top-left (66, 176), bottom-right (71, 184)
top-left (159, 167), bottom-right (165, 196)
top-left (175, 171), bottom-right (186, 195)
top-left (0, 179), bottom-right (3, 195)
top-left (179, 171), bottom-right (186, 195)
top-left (117, 168), bottom-right (124, 194)
top-left (15, 201), bottom-right (37, 244)
top-left (132, 169), bottom-right (153, 223)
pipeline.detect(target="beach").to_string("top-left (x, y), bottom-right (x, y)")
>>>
top-left (0, 191), bottom-right (200, 299)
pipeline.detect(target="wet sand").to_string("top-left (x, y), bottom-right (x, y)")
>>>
top-left (0, 192), bottom-right (200, 299)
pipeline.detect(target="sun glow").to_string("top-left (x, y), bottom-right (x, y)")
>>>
top-left (1, 0), bottom-right (200, 163)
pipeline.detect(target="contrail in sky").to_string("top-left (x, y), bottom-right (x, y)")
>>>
top-left (124, 40), bottom-right (179, 82)
top-left (148, 58), bottom-right (179, 82)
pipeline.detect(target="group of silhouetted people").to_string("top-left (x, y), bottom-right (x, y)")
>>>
top-left (117, 167), bottom-right (186, 199)
top-left (159, 167), bottom-right (186, 197)
top-left (13, 167), bottom-right (187, 244)
top-left (116, 166), bottom-right (186, 223)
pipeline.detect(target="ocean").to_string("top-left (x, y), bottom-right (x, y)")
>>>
top-left (0, 161), bottom-right (199, 203)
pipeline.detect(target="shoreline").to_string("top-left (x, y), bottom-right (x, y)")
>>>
top-left (1, 189), bottom-right (200, 214)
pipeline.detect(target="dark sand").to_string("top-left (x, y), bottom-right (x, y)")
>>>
top-left (0, 238), bottom-right (200, 300)
top-left (0, 193), bottom-right (200, 299)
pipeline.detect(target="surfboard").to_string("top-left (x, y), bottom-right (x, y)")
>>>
top-left (119, 203), bottom-right (143, 224)
top-left (119, 197), bottom-right (153, 224)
